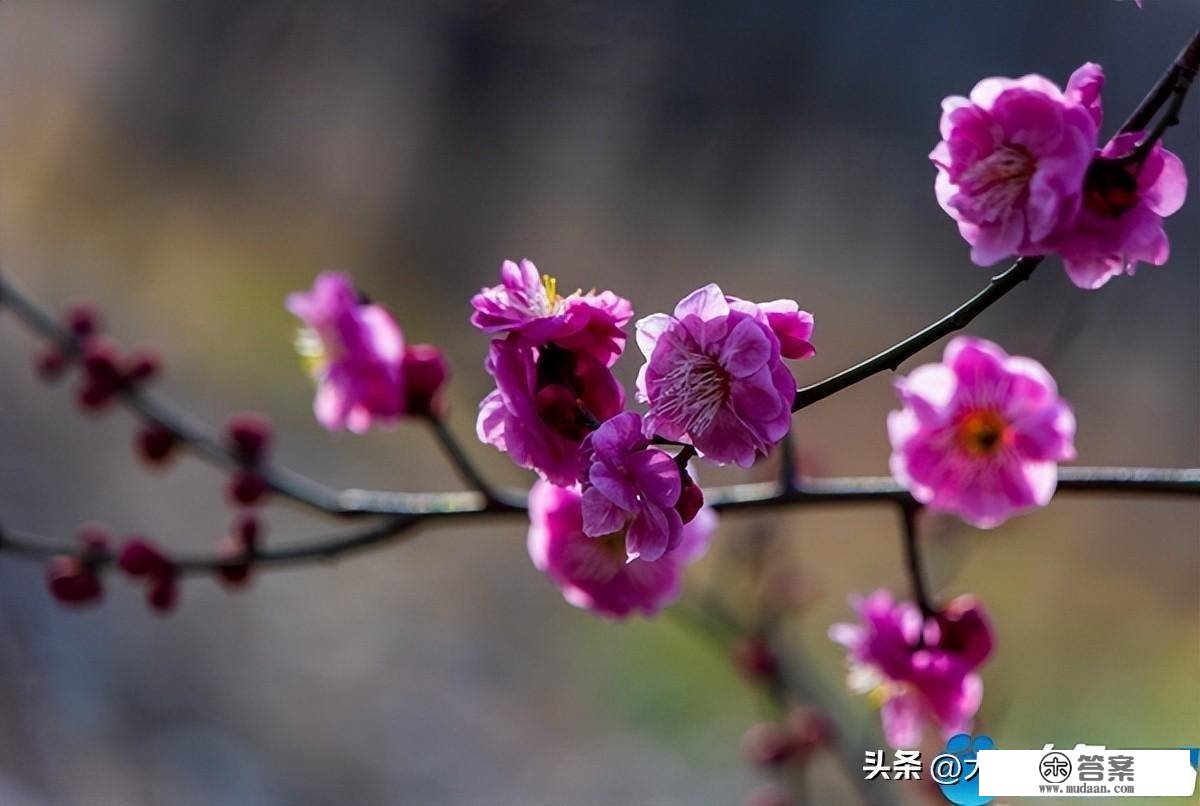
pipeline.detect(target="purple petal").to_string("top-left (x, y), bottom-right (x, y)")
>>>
top-left (719, 317), bottom-right (772, 378)
top-left (626, 449), bottom-right (682, 508)
top-left (582, 485), bottom-right (629, 537)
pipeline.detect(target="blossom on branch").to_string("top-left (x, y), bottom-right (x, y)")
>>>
top-left (477, 340), bottom-right (624, 485)
top-left (470, 259), bottom-right (633, 366)
top-left (1053, 132), bottom-right (1187, 289)
top-left (287, 272), bottom-right (407, 432)
top-left (473, 262), bottom-right (632, 484)
top-left (579, 412), bottom-right (684, 562)
top-left (527, 480), bottom-right (716, 619)
top-left (888, 336), bottom-right (1075, 528)
top-left (829, 589), bottom-right (993, 748)
top-left (636, 284), bottom-right (813, 467)
top-left (931, 64), bottom-right (1100, 266)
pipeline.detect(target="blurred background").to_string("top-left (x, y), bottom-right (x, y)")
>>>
top-left (0, 1), bottom-right (1196, 803)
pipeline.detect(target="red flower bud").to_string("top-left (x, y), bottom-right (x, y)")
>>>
top-left (225, 412), bottom-right (272, 464)
top-left (117, 537), bottom-right (171, 578)
top-left (232, 512), bottom-right (262, 550)
top-left (732, 635), bottom-right (779, 683)
top-left (124, 349), bottom-right (161, 384)
top-left (676, 472), bottom-right (704, 524)
top-left (45, 555), bottom-right (103, 606)
top-left (66, 304), bottom-right (102, 339)
top-left (136, 422), bottom-right (179, 466)
top-left (77, 523), bottom-right (111, 555)
top-left (786, 707), bottom-right (835, 750)
top-left (146, 574), bottom-right (178, 614)
top-left (741, 721), bottom-right (800, 768)
top-left (228, 471), bottom-right (268, 506)
top-left (214, 535), bottom-right (253, 589)
top-left (401, 344), bottom-right (449, 417)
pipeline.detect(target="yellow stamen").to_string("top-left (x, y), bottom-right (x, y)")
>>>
top-left (541, 274), bottom-right (559, 306)
top-left (294, 327), bottom-right (327, 379)
top-left (956, 409), bottom-right (1009, 456)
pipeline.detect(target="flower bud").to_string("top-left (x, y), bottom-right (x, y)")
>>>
top-left (124, 349), bottom-right (161, 384)
top-left (137, 422), bottom-right (179, 466)
top-left (741, 721), bottom-right (799, 768)
top-left (146, 574), bottom-right (179, 614)
top-left (401, 344), bottom-right (449, 417)
top-left (45, 555), bottom-right (103, 606)
top-left (732, 634), bottom-right (779, 683)
top-left (228, 470), bottom-right (268, 506)
top-left (225, 412), bottom-right (272, 464)
top-left (117, 537), bottom-right (171, 578)
top-left (66, 303), bottom-right (102, 339)
top-left (675, 472), bottom-right (704, 524)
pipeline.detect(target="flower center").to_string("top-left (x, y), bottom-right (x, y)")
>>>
top-left (294, 326), bottom-right (329, 378)
top-left (955, 409), bottom-right (1010, 457)
top-left (1083, 158), bottom-right (1140, 218)
top-left (654, 352), bottom-right (730, 435)
top-left (958, 144), bottom-right (1036, 222)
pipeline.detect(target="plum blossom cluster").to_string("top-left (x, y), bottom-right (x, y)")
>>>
top-left (933, 62), bottom-right (1186, 288)
top-left (830, 590), bottom-right (994, 748)
top-left (471, 262), bottom-right (816, 616)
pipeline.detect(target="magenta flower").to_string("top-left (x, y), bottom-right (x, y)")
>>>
top-left (579, 412), bottom-right (683, 562)
top-left (888, 337), bottom-right (1076, 529)
top-left (477, 339), bottom-right (624, 485)
top-left (829, 590), bottom-right (994, 748)
top-left (287, 272), bottom-right (406, 433)
top-left (931, 64), bottom-right (1100, 265)
top-left (527, 480), bottom-right (716, 619)
top-left (470, 259), bottom-right (634, 366)
top-left (636, 284), bottom-right (814, 467)
top-left (1052, 133), bottom-right (1187, 289)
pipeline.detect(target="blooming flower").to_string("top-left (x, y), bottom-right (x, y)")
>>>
top-left (470, 259), bottom-right (634, 366)
top-left (527, 480), bottom-right (716, 619)
top-left (636, 284), bottom-right (813, 467)
top-left (287, 272), bottom-right (406, 433)
top-left (829, 589), bottom-right (994, 748)
top-left (477, 339), bottom-right (624, 485)
top-left (1052, 132), bottom-right (1187, 289)
top-left (931, 64), bottom-right (1100, 266)
top-left (888, 337), bottom-right (1076, 528)
top-left (579, 411), bottom-right (683, 562)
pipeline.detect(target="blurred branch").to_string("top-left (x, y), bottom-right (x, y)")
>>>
top-left (792, 25), bottom-right (1200, 414)
top-left (899, 504), bottom-right (934, 619)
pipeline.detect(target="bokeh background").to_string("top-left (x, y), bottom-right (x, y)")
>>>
top-left (0, 1), bottom-right (1196, 803)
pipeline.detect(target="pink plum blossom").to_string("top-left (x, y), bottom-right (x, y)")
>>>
top-left (470, 259), bottom-right (633, 366)
top-left (477, 339), bottom-right (624, 485)
top-left (1052, 132), bottom-right (1187, 289)
top-left (931, 64), bottom-right (1100, 265)
top-left (888, 336), bottom-right (1076, 529)
top-left (829, 589), bottom-right (994, 748)
top-left (636, 284), bottom-right (814, 467)
top-left (579, 412), bottom-right (683, 562)
top-left (287, 272), bottom-right (406, 433)
top-left (527, 480), bottom-right (716, 619)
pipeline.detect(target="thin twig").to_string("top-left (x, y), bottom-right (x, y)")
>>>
top-left (898, 503), bottom-right (934, 619)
